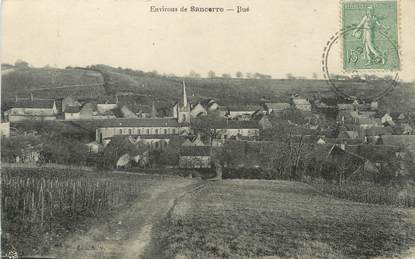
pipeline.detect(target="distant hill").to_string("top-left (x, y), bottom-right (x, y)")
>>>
top-left (2, 64), bottom-right (414, 112)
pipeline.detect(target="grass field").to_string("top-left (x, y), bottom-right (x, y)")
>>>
top-left (151, 180), bottom-right (415, 258)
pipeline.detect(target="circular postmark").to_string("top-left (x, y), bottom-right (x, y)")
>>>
top-left (322, 25), bottom-right (400, 101)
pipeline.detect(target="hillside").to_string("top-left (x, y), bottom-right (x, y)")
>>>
top-left (1, 66), bottom-right (105, 100)
top-left (148, 180), bottom-right (415, 258)
top-left (2, 64), bottom-right (415, 112)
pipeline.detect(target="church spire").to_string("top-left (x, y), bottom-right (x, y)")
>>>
top-left (182, 81), bottom-right (188, 108)
top-left (151, 99), bottom-right (157, 118)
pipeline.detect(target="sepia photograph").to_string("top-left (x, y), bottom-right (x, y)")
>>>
top-left (1, 0), bottom-right (415, 258)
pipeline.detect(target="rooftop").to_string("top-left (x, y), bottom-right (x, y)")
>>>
top-left (220, 106), bottom-right (261, 112)
top-left (264, 103), bottom-right (291, 111)
top-left (208, 120), bottom-right (260, 129)
top-left (13, 99), bottom-right (55, 109)
top-left (65, 106), bottom-right (81, 113)
top-left (97, 118), bottom-right (181, 128)
top-left (180, 146), bottom-right (211, 156)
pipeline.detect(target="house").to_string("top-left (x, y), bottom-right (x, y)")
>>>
top-left (85, 141), bottom-right (103, 153)
top-left (219, 106), bottom-right (261, 119)
top-left (179, 146), bottom-right (211, 168)
top-left (64, 106), bottom-right (81, 120)
top-left (182, 134), bottom-right (205, 147)
top-left (199, 99), bottom-right (219, 111)
top-left (62, 96), bottom-right (81, 112)
top-left (97, 100), bottom-right (118, 114)
top-left (95, 118), bottom-right (189, 143)
top-left (209, 120), bottom-right (260, 141)
top-left (6, 97), bottom-right (58, 122)
top-left (127, 135), bottom-right (172, 150)
top-left (292, 97), bottom-right (311, 112)
top-left (190, 103), bottom-right (208, 118)
top-left (263, 103), bottom-right (291, 115)
top-left (0, 121), bottom-right (10, 138)
top-left (78, 102), bottom-right (117, 120)
top-left (190, 99), bottom-right (219, 118)
top-left (381, 113), bottom-right (395, 126)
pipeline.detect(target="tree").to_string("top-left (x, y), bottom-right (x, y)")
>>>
top-left (312, 73), bottom-right (318, 79)
top-left (286, 73), bottom-right (295, 80)
top-left (221, 73), bottom-right (231, 78)
top-left (191, 113), bottom-right (226, 178)
top-left (189, 70), bottom-right (201, 78)
top-left (235, 71), bottom-right (243, 78)
top-left (158, 136), bottom-right (183, 166)
top-left (15, 59), bottom-right (30, 68)
top-left (208, 70), bottom-right (216, 78)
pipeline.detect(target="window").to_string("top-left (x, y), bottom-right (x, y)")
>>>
top-left (155, 142), bottom-right (159, 149)
top-left (155, 129), bottom-right (159, 135)
top-left (164, 129), bottom-right (167, 134)
top-left (172, 129), bottom-right (176, 134)
top-left (129, 129), bottom-right (132, 135)
top-left (182, 114), bottom-right (186, 122)
top-left (137, 129), bottom-right (141, 134)
top-left (119, 129), bottom-right (122, 134)
top-left (146, 129), bottom-right (150, 134)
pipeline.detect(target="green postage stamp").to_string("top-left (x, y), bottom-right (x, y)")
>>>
top-left (341, 0), bottom-right (399, 71)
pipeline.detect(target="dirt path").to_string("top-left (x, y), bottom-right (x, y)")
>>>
top-left (50, 179), bottom-right (200, 259)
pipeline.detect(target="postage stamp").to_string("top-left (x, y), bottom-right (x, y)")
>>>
top-left (341, 0), bottom-right (399, 71)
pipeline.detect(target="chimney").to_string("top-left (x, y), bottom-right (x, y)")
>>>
top-left (30, 93), bottom-right (34, 102)
top-left (115, 95), bottom-right (119, 104)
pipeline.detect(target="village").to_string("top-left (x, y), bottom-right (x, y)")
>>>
top-left (1, 79), bottom-right (414, 181)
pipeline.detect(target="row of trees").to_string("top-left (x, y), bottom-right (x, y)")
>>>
top-left (188, 70), bottom-right (273, 79)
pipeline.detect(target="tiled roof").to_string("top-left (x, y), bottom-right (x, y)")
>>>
top-left (97, 118), bottom-right (180, 128)
top-left (127, 134), bottom-right (177, 139)
top-left (180, 146), bottom-right (211, 156)
top-left (265, 103), bottom-right (291, 111)
top-left (65, 106), bottom-right (81, 113)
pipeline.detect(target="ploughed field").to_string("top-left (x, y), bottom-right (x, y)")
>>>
top-left (153, 180), bottom-right (415, 258)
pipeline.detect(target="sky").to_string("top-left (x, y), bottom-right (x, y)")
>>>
top-left (1, 0), bottom-right (415, 81)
